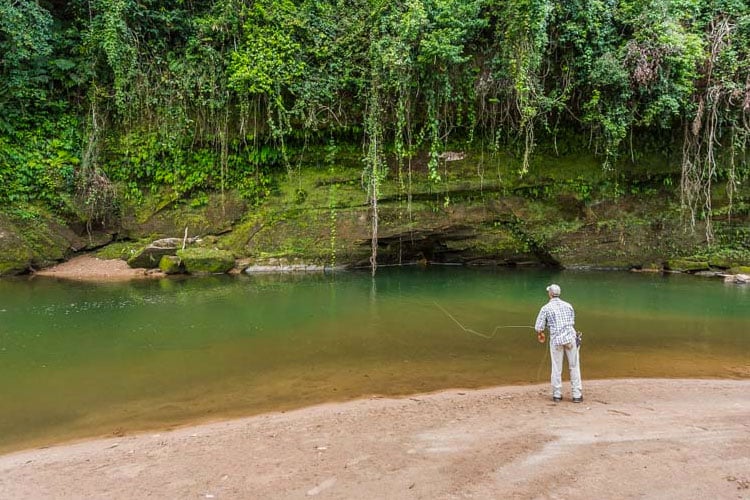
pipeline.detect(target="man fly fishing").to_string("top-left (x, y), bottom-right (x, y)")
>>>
top-left (534, 284), bottom-right (583, 403)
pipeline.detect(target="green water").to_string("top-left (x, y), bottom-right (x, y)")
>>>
top-left (0, 268), bottom-right (748, 453)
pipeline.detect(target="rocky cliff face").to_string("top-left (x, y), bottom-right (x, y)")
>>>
top-left (219, 151), bottom-right (747, 273)
top-left (2, 151), bottom-right (748, 275)
top-left (0, 212), bottom-right (114, 276)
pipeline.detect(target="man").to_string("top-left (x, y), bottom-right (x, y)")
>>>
top-left (534, 284), bottom-right (583, 403)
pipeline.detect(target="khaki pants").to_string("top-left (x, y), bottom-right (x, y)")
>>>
top-left (550, 341), bottom-right (582, 399)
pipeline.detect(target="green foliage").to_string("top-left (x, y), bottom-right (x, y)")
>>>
top-left (112, 132), bottom-right (276, 204)
top-left (0, 117), bottom-right (80, 208)
top-left (0, 0), bottom-right (54, 131)
top-left (621, 0), bottom-right (704, 127)
top-left (0, 0), bottom-right (748, 241)
top-left (228, 0), bottom-right (305, 95)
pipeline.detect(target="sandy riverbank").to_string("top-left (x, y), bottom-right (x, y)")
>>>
top-left (33, 255), bottom-right (161, 281)
top-left (1, 379), bottom-right (748, 499)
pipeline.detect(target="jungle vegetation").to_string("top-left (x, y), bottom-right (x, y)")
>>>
top-left (2, 0), bottom-right (749, 258)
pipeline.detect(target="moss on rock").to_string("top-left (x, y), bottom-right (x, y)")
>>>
top-left (0, 211), bottom-right (80, 275)
top-left (0, 228), bottom-right (33, 275)
top-left (7, 146), bottom-right (744, 274)
top-left (159, 255), bottom-right (184, 274)
top-left (707, 249), bottom-right (750, 269)
top-left (666, 259), bottom-right (710, 272)
top-left (176, 247), bottom-right (235, 274)
top-left (17, 217), bottom-right (74, 268)
top-left (96, 240), bottom-right (148, 261)
top-left (120, 191), bottom-right (247, 240)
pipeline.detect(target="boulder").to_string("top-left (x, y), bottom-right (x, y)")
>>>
top-left (0, 227), bottom-right (34, 275)
top-left (70, 230), bottom-right (115, 251)
top-left (176, 247), bottom-right (235, 274)
top-left (159, 255), bottom-right (184, 274)
top-left (665, 259), bottom-right (709, 272)
top-left (723, 273), bottom-right (749, 284)
top-left (127, 237), bottom-right (195, 269)
top-left (709, 254), bottom-right (750, 269)
top-left (0, 212), bottom-right (80, 275)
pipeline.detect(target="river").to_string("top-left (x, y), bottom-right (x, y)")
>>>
top-left (0, 268), bottom-right (747, 453)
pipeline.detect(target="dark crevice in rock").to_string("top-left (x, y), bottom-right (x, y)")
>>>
top-left (358, 223), bottom-right (560, 267)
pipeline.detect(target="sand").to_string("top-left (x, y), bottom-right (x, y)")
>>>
top-left (1, 379), bottom-right (748, 499)
top-left (33, 255), bottom-right (161, 281)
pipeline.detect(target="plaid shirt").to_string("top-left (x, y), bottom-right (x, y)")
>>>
top-left (535, 297), bottom-right (577, 346)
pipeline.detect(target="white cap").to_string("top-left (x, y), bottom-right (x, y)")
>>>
top-left (546, 284), bottom-right (561, 296)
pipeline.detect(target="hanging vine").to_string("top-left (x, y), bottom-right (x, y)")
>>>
top-left (494, 0), bottom-right (553, 174)
top-left (682, 13), bottom-right (750, 243)
top-left (326, 136), bottom-right (339, 269)
top-left (76, 95), bottom-right (117, 233)
top-left (364, 68), bottom-right (387, 276)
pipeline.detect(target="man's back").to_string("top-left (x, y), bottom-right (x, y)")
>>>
top-left (535, 297), bottom-right (576, 345)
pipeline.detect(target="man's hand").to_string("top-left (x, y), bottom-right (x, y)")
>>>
top-left (536, 331), bottom-right (545, 344)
